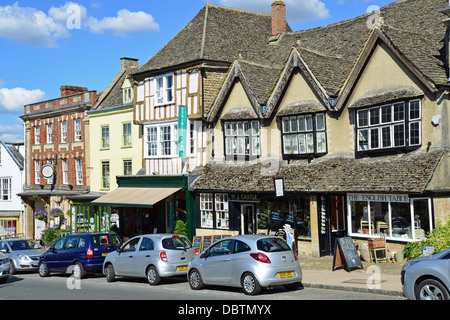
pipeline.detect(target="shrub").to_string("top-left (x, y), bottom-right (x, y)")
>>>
top-left (404, 216), bottom-right (450, 260)
top-left (41, 228), bottom-right (64, 246)
top-left (174, 220), bottom-right (188, 237)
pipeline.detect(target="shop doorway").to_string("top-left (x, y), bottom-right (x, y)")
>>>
top-left (241, 204), bottom-right (255, 234)
top-left (318, 196), bottom-right (346, 256)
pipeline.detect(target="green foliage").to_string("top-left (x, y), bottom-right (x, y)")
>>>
top-left (174, 220), bottom-right (188, 237)
top-left (404, 216), bottom-right (450, 260)
top-left (41, 228), bottom-right (64, 246)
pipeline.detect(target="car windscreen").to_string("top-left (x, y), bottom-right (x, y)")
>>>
top-left (162, 237), bottom-right (192, 250)
top-left (257, 238), bottom-right (291, 252)
top-left (91, 234), bottom-right (121, 248)
top-left (8, 240), bottom-right (43, 251)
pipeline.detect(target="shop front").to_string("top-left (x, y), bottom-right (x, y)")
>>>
top-left (91, 175), bottom-right (195, 241)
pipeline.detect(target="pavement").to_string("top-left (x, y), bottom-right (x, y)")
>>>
top-left (298, 254), bottom-right (405, 298)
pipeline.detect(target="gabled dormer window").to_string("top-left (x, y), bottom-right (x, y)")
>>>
top-left (224, 120), bottom-right (261, 160)
top-left (356, 99), bottom-right (421, 153)
top-left (281, 113), bottom-right (327, 157)
top-left (122, 78), bottom-right (134, 104)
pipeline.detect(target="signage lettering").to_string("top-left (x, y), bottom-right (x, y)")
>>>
top-left (348, 193), bottom-right (409, 203)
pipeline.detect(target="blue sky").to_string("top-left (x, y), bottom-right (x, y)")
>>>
top-left (0, 0), bottom-right (395, 142)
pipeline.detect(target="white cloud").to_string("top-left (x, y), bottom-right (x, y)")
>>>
top-left (0, 88), bottom-right (46, 113)
top-left (217, 0), bottom-right (330, 25)
top-left (0, 3), bottom-right (70, 48)
top-left (87, 9), bottom-right (160, 36)
top-left (0, 3), bottom-right (159, 47)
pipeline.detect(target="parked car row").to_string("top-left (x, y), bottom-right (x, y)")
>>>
top-left (0, 233), bottom-right (303, 295)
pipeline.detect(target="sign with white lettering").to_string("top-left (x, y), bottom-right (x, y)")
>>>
top-left (274, 178), bottom-right (284, 197)
top-left (347, 193), bottom-right (409, 203)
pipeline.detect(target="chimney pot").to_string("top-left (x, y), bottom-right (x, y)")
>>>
top-left (272, 1), bottom-right (287, 36)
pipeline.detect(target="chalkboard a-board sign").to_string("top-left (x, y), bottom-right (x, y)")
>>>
top-left (202, 236), bottom-right (212, 250)
top-left (332, 237), bottom-right (364, 272)
top-left (192, 236), bottom-right (202, 252)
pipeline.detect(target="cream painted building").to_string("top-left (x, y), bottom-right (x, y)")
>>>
top-left (192, 0), bottom-right (450, 257)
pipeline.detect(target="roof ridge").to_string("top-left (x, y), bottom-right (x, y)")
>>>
top-left (205, 2), bottom-right (271, 18)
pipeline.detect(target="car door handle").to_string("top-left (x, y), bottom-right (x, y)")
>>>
top-left (145, 255), bottom-right (150, 258)
top-left (128, 255), bottom-right (133, 258)
top-left (223, 259), bottom-right (231, 262)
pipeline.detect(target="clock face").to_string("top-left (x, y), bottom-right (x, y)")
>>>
top-left (41, 164), bottom-right (54, 179)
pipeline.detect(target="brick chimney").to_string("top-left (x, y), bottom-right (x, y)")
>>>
top-left (272, 1), bottom-right (287, 36)
top-left (120, 57), bottom-right (139, 70)
top-left (60, 85), bottom-right (88, 97)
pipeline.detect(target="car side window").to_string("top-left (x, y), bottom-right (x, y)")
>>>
top-left (139, 238), bottom-right (154, 251)
top-left (234, 240), bottom-right (251, 253)
top-left (209, 239), bottom-right (233, 256)
top-left (64, 236), bottom-right (80, 249)
top-left (0, 242), bottom-right (7, 251)
top-left (53, 237), bottom-right (66, 250)
top-left (122, 238), bottom-right (140, 253)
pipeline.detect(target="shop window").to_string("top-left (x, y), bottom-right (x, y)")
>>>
top-left (347, 194), bottom-right (432, 241)
top-left (356, 99), bottom-right (421, 154)
top-left (256, 197), bottom-right (311, 239)
top-left (200, 193), bottom-right (213, 228)
top-left (0, 219), bottom-right (16, 237)
top-left (199, 193), bottom-right (229, 229)
top-left (281, 113), bottom-right (327, 157)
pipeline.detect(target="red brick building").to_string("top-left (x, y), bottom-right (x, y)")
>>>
top-left (19, 86), bottom-right (97, 239)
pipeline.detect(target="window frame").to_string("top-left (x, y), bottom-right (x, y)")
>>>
top-left (0, 177), bottom-right (12, 201)
top-left (154, 73), bottom-right (174, 106)
top-left (101, 125), bottom-right (110, 149)
top-left (101, 160), bottom-right (110, 190)
top-left (355, 99), bottom-right (422, 155)
top-left (144, 122), bottom-right (179, 158)
top-left (281, 112), bottom-right (327, 158)
top-left (223, 120), bottom-right (261, 160)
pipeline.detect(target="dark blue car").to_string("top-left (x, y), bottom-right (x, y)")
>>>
top-left (38, 233), bottom-right (121, 279)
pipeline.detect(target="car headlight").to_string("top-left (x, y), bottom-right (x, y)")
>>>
top-left (17, 254), bottom-right (31, 262)
top-left (402, 260), bottom-right (419, 272)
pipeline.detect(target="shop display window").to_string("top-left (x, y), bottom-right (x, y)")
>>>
top-left (348, 193), bottom-right (432, 241)
top-left (256, 197), bottom-right (311, 239)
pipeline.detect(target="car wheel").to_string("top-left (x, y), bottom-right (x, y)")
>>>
top-left (415, 279), bottom-right (450, 300)
top-left (73, 262), bottom-right (84, 280)
top-left (188, 269), bottom-right (204, 290)
top-left (9, 261), bottom-right (16, 275)
top-left (105, 264), bottom-right (116, 283)
top-left (241, 272), bottom-right (261, 296)
top-left (147, 266), bottom-right (161, 286)
top-left (38, 261), bottom-right (49, 277)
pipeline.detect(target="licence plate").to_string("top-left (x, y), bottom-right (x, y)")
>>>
top-left (102, 253), bottom-right (109, 257)
top-left (278, 272), bottom-right (294, 278)
top-left (177, 265), bottom-right (188, 271)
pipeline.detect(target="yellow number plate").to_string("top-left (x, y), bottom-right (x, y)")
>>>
top-left (102, 253), bottom-right (109, 257)
top-left (177, 265), bottom-right (188, 271)
top-left (278, 272), bottom-right (294, 278)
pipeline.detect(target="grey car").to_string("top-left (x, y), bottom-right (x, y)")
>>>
top-left (103, 234), bottom-right (197, 285)
top-left (0, 239), bottom-right (46, 274)
top-left (402, 248), bottom-right (450, 300)
top-left (0, 252), bottom-right (10, 284)
top-left (187, 235), bottom-right (303, 295)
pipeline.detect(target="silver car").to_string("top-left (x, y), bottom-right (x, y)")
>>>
top-left (402, 248), bottom-right (450, 300)
top-left (0, 239), bottom-right (46, 274)
top-left (0, 252), bottom-right (10, 283)
top-left (187, 235), bottom-right (303, 295)
top-left (103, 234), bottom-right (198, 285)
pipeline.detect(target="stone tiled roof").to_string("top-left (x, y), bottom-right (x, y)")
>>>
top-left (192, 149), bottom-right (444, 194)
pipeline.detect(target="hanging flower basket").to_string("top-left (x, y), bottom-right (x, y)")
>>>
top-left (50, 208), bottom-right (65, 218)
top-left (34, 210), bottom-right (47, 221)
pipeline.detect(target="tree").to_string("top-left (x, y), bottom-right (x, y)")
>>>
top-left (174, 220), bottom-right (188, 236)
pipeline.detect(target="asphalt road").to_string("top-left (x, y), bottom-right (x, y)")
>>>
top-left (0, 271), bottom-right (404, 302)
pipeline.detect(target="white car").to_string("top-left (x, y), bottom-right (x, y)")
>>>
top-left (188, 235), bottom-right (303, 295)
top-left (103, 234), bottom-right (198, 285)
top-left (0, 252), bottom-right (10, 284)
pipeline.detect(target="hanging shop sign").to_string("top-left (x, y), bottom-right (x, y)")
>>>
top-left (178, 105), bottom-right (188, 158)
top-left (274, 178), bottom-right (284, 197)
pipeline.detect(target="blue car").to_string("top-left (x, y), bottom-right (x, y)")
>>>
top-left (38, 233), bottom-right (121, 279)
